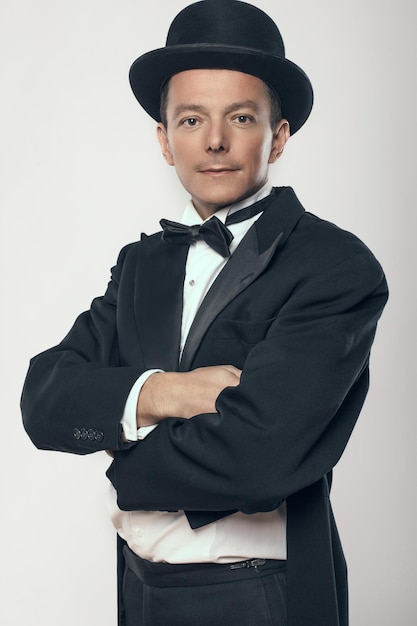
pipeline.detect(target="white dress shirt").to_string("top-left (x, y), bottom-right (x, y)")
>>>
top-left (107, 182), bottom-right (287, 563)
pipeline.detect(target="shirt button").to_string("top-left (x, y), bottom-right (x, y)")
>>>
top-left (188, 279), bottom-right (196, 286)
top-left (134, 528), bottom-right (144, 539)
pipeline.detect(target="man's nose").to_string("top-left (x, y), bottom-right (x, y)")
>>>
top-left (206, 122), bottom-right (229, 153)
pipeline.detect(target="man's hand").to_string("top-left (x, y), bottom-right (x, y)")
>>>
top-left (137, 365), bottom-right (241, 427)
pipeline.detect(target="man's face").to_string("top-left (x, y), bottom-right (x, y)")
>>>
top-left (157, 69), bottom-right (289, 219)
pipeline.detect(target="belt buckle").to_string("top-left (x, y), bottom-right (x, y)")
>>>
top-left (230, 558), bottom-right (266, 571)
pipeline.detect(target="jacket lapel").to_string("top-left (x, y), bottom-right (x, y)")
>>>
top-left (179, 227), bottom-right (283, 371)
top-left (179, 187), bottom-right (305, 372)
top-left (134, 233), bottom-right (188, 372)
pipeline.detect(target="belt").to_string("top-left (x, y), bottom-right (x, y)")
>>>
top-left (123, 546), bottom-right (286, 588)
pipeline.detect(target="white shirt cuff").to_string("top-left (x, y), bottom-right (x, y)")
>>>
top-left (121, 369), bottom-right (163, 441)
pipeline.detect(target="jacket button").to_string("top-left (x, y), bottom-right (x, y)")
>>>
top-left (87, 429), bottom-right (95, 441)
top-left (80, 428), bottom-right (88, 440)
top-left (95, 431), bottom-right (104, 442)
top-left (73, 428), bottom-right (81, 439)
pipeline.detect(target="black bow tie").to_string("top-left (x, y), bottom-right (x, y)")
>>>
top-left (160, 216), bottom-right (233, 257)
top-left (160, 196), bottom-right (268, 257)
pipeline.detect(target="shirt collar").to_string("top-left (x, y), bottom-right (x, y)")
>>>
top-left (181, 182), bottom-right (273, 226)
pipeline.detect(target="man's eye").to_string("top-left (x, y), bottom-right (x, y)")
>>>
top-left (183, 118), bottom-right (199, 127)
top-left (235, 115), bottom-right (252, 123)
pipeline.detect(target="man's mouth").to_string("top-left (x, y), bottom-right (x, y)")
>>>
top-left (198, 167), bottom-right (239, 175)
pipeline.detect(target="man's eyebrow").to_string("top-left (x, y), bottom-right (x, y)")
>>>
top-left (224, 100), bottom-right (260, 115)
top-left (172, 104), bottom-right (207, 119)
top-left (172, 100), bottom-right (260, 119)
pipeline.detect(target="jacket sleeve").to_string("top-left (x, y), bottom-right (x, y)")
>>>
top-left (110, 250), bottom-right (388, 513)
top-left (21, 244), bottom-right (145, 454)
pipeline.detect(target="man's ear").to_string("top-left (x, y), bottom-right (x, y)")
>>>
top-left (268, 119), bottom-right (290, 164)
top-left (157, 123), bottom-right (175, 166)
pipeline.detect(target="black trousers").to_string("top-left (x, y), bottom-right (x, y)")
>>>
top-left (122, 546), bottom-right (287, 626)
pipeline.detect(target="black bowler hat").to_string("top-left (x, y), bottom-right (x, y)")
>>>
top-left (129, 0), bottom-right (313, 134)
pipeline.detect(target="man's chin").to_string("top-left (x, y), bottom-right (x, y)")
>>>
top-left (192, 196), bottom-right (239, 218)
top-left (191, 187), bottom-right (260, 219)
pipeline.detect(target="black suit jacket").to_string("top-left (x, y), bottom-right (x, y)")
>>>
top-left (22, 187), bottom-right (388, 625)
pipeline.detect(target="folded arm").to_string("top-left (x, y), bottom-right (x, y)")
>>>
top-left (21, 244), bottom-right (144, 454)
top-left (137, 365), bottom-right (241, 426)
top-left (111, 252), bottom-right (388, 514)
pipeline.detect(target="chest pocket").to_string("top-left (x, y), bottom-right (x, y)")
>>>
top-left (203, 317), bottom-right (276, 368)
top-left (214, 317), bottom-right (276, 344)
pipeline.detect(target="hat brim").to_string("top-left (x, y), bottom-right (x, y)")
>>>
top-left (129, 44), bottom-right (313, 134)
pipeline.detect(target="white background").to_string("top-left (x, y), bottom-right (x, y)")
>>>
top-left (1, 1), bottom-right (415, 624)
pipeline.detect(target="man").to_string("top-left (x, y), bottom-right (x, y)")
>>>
top-left (21, 1), bottom-right (388, 625)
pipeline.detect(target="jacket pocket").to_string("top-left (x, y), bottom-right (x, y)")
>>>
top-left (213, 317), bottom-right (276, 346)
